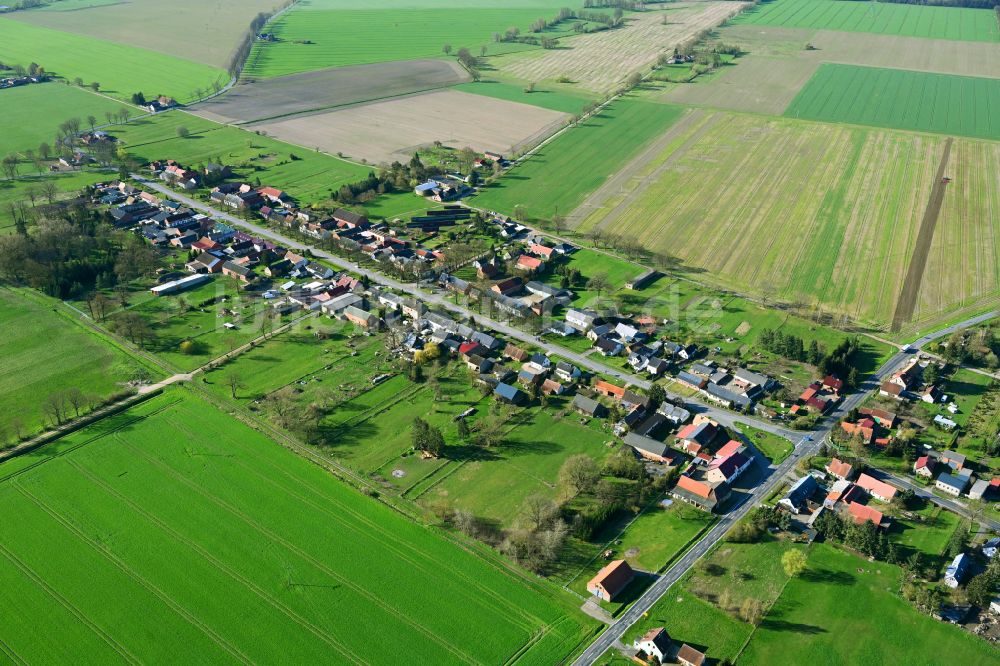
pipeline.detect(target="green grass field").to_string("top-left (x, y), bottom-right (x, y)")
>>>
top-left (736, 424), bottom-right (793, 464)
top-left (109, 111), bottom-right (369, 204)
top-left (1, 83), bottom-right (133, 156)
top-left (786, 64), bottom-right (1000, 140)
top-left (454, 80), bottom-right (596, 115)
top-left (733, 0), bottom-right (1000, 42)
top-left (0, 287), bottom-right (156, 438)
top-left (0, 18), bottom-right (226, 103)
top-left (472, 96), bottom-right (685, 221)
top-left (739, 543), bottom-right (997, 664)
top-left (419, 405), bottom-right (615, 525)
top-left (244, 0), bottom-right (577, 78)
top-left (0, 389), bottom-right (593, 664)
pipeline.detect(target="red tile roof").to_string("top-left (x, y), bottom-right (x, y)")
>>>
top-left (826, 458), bottom-right (853, 479)
top-left (715, 440), bottom-right (743, 459)
top-left (587, 559), bottom-right (634, 598)
top-left (516, 255), bottom-right (543, 270)
top-left (677, 474), bottom-right (712, 499)
top-left (848, 501), bottom-right (884, 526)
top-left (856, 473), bottom-right (897, 501)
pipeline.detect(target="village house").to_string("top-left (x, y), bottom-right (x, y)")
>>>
top-left (825, 458), bottom-right (854, 481)
top-left (343, 305), bottom-right (378, 329)
top-left (572, 394), bottom-right (607, 418)
top-left (944, 553), bottom-right (971, 588)
top-left (625, 269), bottom-right (659, 290)
top-left (634, 627), bottom-right (673, 663)
top-left (936, 469), bottom-right (973, 497)
top-left (625, 433), bottom-right (672, 464)
top-left (673, 473), bottom-right (730, 512)
top-left (222, 261), bottom-right (254, 284)
top-left (704, 452), bottom-right (752, 485)
top-left (515, 254), bottom-right (543, 274)
top-left (494, 383), bottom-right (526, 405)
top-left (855, 473), bottom-right (897, 502)
top-left (657, 402), bottom-right (691, 426)
top-left (913, 455), bottom-right (936, 478)
top-left (940, 450), bottom-right (966, 471)
top-left (492, 277), bottom-right (523, 297)
top-left (587, 559), bottom-right (635, 602)
top-left (779, 475), bottom-right (818, 514)
top-left (848, 501), bottom-right (887, 528)
top-left (593, 380), bottom-right (626, 401)
top-left (677, 644), bottom-right (706, 666)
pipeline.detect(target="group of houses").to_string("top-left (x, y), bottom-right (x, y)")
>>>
top-left (793, 375), bottom-right (844, 417)
top-left (776, 458), bottom-right (899, 533)
top-left (669, 417), bottom-right (754, 512)
top-left (1, 73), bottom-right (48, 89)
top-left (914, 449), bottom-right (996, 500)
top-left (879, 358), bottom-right (947, 408)
top-left (678, 360), bottom-right (777, 414)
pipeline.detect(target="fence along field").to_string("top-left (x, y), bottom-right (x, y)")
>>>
top-left (0, 19), bottom-right (225, 104)
top-left (6, 0), bottom-right (286, 70)
top-left (785, 64), bottom-right (1000, 141)
top-left (0, 390), bottom-right (592, 665)
top-left (732, 0), bottom-right (1000, 42)
top-left (244, 0), bottom-right (573, 78)
top-left (571, 111), bottom-right (1000, 330)
top-left (494, 2), bottom-right (748, 93)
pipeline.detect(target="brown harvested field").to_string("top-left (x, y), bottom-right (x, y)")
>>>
top-left (8, 0), bottom-right (284, 70)
top-left (251, 89), bottom-right (571, 165)
top-left (663, 25), bottom-right (1000, 114)
top-left (571, 112), bottom-right (958, 329)
top-left (494, 2), bottom-right (748, 93)
top-left (912, 138), bottom-right (1000, 332)
top-left (193, 60), bottom-right (469, 125)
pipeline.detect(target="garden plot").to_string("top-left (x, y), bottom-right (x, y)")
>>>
top-left (495, 2), bottom-right (748, 93)
top-left (194, 60), bottom-right (470, 125)
top-left (252, 89), bottom-right (570, 164)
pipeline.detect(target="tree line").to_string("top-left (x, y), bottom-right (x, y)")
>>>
top-left (227, 0), bottom-right (297, 78)
top-left (758, 329), bottom-right (862, 388)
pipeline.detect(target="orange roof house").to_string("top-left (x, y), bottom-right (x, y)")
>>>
top-left (856, 473), bottom-right (897, 502)
top-left (586, 559), bottom-right (635, 602)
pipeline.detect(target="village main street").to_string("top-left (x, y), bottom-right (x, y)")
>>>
top-left (132, 176), bottom-right (799, 442)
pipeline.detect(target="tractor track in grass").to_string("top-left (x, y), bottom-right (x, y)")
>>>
top-left (891, 137), bottom-right (953, 332)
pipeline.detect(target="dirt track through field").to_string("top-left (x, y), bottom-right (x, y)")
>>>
top-left (891, 137), bottom-right (953, 332)
top-left (567, 108), bottom-right (707, 227)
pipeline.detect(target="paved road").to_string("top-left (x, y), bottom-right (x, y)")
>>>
top-left (867, 468), bottom-right (1000, 533)
top-left (571, 311), bottom-right (997, 665)
top-left (134, 177), bottom-right (794, 439)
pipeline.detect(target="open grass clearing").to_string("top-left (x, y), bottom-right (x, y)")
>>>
top-left (0, 389), bottom-right (593, 664)
top-left (472, 94), bottom-right (685, 221)
top-left (0, 18), bottom-right (226, 103)
top-left (739, 543), bottom-right (996, 664)
top-left (0, 83), bottom-right (133, 156)
top-left (251, 89), bottom-right (570, 165)
top-left (494, 2), bottom-right (748, 93)
top-left (244, 0), bottom-right (577, 78)
top-left (733, 0), bottom-right (1000, 42)
top-left (108, 111), bottom-right (369, 205)
top-left (735, 423), bottom-right (793, 464)
top-left (0, 171), bottom-right (110, 235)
top-left (420, 404), bottom-right (616, 527)
top-left (0, 287), bottom-right (158, 439)
top-left (195, 59), bottom-right (469, 125)
top-left (889, 500), bottom-right (961, 567)
top-left (570, 111), bottom-right (1000, 331)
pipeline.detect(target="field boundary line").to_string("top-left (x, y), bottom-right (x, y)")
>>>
top-left (66, 458), bottom-right (365, 665)
top-left (891, 137), bottom-right (953, 332)
top-left (0, 635), bottom-right (27, 666)
top-left (120, 440), bottom-right (482, 664)
top-left (0, 542), bottom-right (139, 664)
top-left (12, 482), bottom-right (254, 665)
top-left (154, 416), bottom-right (548, 631)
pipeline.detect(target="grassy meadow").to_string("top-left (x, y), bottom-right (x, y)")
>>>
top-left (1, 83), bottom-right (134, 156)
top-left (472, 95), bottom-right (685, 220)
top-left (0, 171), bottom-right (110, 235)
top-left (0, 390), bottom-right (593, 664)
top-left (0, 287), bottom-right (156, 438)
top-left (734, 0), bottom-right (1000, 42)
top-left (739, 544), bottom-right (997, 664)
top-left (786, 64), bottom-right (1000, 141)
top-left (109, 111), bottom-right (370, 204)
top-left (244, 0), bottom-right (574, 78)
top-left (0, 18), bottom-right (226, 103)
